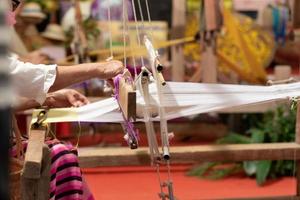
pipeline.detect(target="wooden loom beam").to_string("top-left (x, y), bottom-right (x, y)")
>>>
top-left (78, 142), bottom-right (300, 167)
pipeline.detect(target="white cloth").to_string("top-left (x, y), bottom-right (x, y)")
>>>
top-left (8, 55), bottom-right (57, 104)
top-left (33, 81), bottom-right (300, 123)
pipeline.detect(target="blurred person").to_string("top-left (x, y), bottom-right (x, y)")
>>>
top-left (7, 0), bottom-right (123, 106)
top-left (7, 1), bottom-right (124, 199)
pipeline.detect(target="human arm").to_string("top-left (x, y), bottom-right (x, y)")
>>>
top-left (9, 55), bottom-right (123, 104)
top-left (49, 60), bottom-right (123, 92)
top-left (14, 89), bottom-right (90, 111)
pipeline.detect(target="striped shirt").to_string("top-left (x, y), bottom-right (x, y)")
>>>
top-left (11, 139), bottom-right (94, 200)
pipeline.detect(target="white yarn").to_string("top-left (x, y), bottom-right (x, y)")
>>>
top-left (40, 81), bottom-right (300, 123)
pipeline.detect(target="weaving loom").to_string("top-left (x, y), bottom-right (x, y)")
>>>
top-left (25, 0), bottom-right (300, 200)
top-left (28, 73), bottom-right (300, 199)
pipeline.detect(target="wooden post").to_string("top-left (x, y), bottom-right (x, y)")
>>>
top-left (201, 46), bottom-right (217, 83)
top-left (23, 129), bottom-right (46, 179)
top-left (274, 65), bottom-right (291, 81)
top-left (293, 0), bottom-right (300, 29)
top-left (200, 0), bottom-right (219, 83)
top-left (171, 0), bottom-right (186, 82)
top-left (296, 100), bottom-right (300, 196)
top-left (204, 0), bottom-right (218, 31)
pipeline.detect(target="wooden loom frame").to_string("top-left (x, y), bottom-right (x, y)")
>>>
top-left (23, 84), bottom-right (299, 198)
top-left (77, 100), bottom-right (300, 199)
top-left (23, 78), bottom-right (137, 177)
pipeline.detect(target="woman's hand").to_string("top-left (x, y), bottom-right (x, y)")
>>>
top-left (98, 60), bottom-right (124, 79)
top-left (44, 89), bottom-right (89, 108)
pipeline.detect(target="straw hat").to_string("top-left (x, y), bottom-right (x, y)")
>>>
top-left (20, 2), bottom-right (46, 20)
top-left (42, 24), bottom-right (66, 42)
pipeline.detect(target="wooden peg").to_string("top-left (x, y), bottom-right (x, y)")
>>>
top-left (118, 77), bottom-right (136, 121)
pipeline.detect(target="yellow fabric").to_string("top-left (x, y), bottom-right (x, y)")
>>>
top-left (31, 108), bottom-right (78, 124)
top-left (218, 9), bottom-right (268, 83)
top-left (184, 7), bottom-right (274, 84)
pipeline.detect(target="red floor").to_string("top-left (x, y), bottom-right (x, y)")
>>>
top-left (83, 165), bottom-right (296, 200)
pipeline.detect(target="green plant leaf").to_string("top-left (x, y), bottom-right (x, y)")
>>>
top-left (216, 133), bottom-right (252, 144)
top-left (256, 160), bottom-right (272, 185)
top-left (187, 162), bottom-right (217, 177)
top-left (207, 164), bottom-right (242, 180)
top-left (250, 129), bottom-right (265, 143)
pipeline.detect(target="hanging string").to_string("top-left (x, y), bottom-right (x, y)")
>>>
top-left (131, 0), bottom-right (145, 67)
top-left (137, 0), bottom-right (145, 29)
top-left (134, 1), bottom-right (174, 199)
top-left (122, 0), bottom-right (127, 67)
top-left (156, 163), bottom-right (166, 198)
top-left (107, 0), bottom-right (113, 59)
top-left (75, 120), bottom-right (82, 149)
top-left (46, 123), bottom-right (57, 140)
top-left (166, 159), bottom-right (173, 189)
top-left (143, 1), bottom-right (174, 198)
top-left (123, 0), bottom-right (138, 77)
top-left (145, 0), bottom-right (154, 40)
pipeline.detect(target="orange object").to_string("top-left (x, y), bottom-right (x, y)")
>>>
top-left (83, 165), bottom-right (296, 200)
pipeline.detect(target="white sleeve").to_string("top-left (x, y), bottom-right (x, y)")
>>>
top-left (8, 55), bottom-right (57, 104)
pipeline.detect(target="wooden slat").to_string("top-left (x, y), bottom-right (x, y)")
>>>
top-left (78, 143), bottom-right (300, 167)
top-left (23, 129), bottom-right (46, 179)
top-left (119, 77), bottom-right (136, 121)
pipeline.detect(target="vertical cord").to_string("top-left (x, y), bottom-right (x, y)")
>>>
top-left (107, 0), bottom-right (113, 59)
top-left (75, 121), bottom-right (82, 149)
top-left (139, 1), bottom-right (173, 199)
top-left (124, 0), bottom-right (138, 77)
top-left (131, 0), bottom-right (145, 67)
top-left (145, 1), bottom-right (173, 197)
top-left (145, 0), bottom-right (154, 40)
top-left (166, 160), bottom-right (172, 185)
top-left (137, 0), bottom-right (145, 29)
top-left (156, 163), bottom-right (165, 198)
top-left (122, 0), bottom-right (127, 67)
